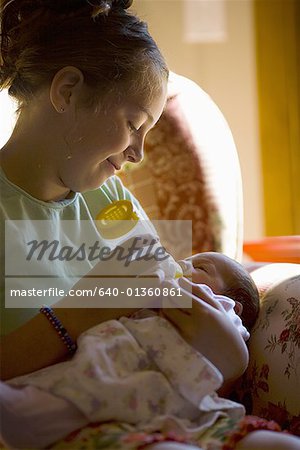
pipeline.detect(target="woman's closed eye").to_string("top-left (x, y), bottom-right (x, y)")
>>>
top-left (128, 122), bottom-right (139, 133)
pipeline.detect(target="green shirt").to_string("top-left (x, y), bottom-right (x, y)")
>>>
top-left (0, 168), bottom-right (146, 336)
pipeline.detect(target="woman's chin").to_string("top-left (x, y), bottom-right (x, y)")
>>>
top-left (73, 177), bottom-right (111, 193)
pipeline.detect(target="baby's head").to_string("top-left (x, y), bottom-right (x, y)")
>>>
top-left (184, 252), bottom-right (259, 331)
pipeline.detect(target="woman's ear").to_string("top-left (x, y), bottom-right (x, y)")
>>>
top-left (49, 66), bottom-right (84, 113)
top-left (234, 301), bottom-right (243, 317)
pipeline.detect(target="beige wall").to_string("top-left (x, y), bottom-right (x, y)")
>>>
top-left (134, 0), bottom-right (264, 240)
top-left (0, 90), bottom-right (17, 148)
top-left (0, 0), bottom-right (264, 240)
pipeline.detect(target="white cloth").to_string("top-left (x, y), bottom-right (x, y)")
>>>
top-left (215, 292), bottom-right (250, 341)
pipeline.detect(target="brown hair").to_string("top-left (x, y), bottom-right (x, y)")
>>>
top-left (0, 0), bottom-right (168, 108)
top-left (223, 267), bottom-right (260, 331)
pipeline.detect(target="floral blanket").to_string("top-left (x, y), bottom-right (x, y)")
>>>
top-left (8, 315), bottom-right (244, 447)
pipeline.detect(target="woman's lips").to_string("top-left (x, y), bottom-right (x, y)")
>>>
top-left (107, 158), bottom-right (121, 171)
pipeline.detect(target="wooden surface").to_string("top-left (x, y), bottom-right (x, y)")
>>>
top-left (254, 0), bottom-right (300, 235)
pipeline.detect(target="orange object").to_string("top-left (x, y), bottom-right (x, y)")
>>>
top-left (95, 200), bottom-right (139, 239)
top-left (243, 236), bottom-right (300, 264)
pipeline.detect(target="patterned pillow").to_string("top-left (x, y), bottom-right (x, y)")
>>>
top-left (233, 263), bottom-right (300, 435)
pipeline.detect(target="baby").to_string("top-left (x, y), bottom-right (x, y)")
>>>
top-left (0, 253), bottom-right (259, 449)
top-left (179, 252), bottom-right (260, 333)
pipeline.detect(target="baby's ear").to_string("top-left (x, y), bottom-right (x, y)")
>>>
top-left (234, 301), bottom-right (243, 316)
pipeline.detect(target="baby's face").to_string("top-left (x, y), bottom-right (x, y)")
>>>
top-left (185, 252), bottom-right (236, 295)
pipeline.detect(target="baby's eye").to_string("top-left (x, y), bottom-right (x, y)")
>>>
top-left (194, 265), bottom-right (208, 273)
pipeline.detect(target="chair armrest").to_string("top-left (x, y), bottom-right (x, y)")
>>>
top-left (233, 263), bottom-right (300, 435)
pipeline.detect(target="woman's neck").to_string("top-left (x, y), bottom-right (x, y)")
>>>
top-left (0, 114), bottom-right (71, 202)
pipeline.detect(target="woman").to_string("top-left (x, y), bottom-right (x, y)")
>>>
top-left (0, 1), bottom-right (299, 448)
top-left (0, 0), bottom-right (169, 376)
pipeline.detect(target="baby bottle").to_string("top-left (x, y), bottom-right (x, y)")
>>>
top-left (95, 200), bottom-right (183, 280)
top-left (155, 253), bottom-right (183, 280)
top-left (96, 200), bottom-right (157, 250)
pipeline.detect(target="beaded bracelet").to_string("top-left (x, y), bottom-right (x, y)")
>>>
top-left (40, 305), bottom-right (77, 355)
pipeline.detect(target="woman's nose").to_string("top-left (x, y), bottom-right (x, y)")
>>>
top-left (125, 141), bottom-right (144, 164)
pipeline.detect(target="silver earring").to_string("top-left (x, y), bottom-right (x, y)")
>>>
top-left (66, 154), bottom-right (72, 160)
top-left (60, 107), bottom-right (65, 113)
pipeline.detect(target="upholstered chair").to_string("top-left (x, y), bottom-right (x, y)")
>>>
top-left (118, 72), bottom-right (300, 434)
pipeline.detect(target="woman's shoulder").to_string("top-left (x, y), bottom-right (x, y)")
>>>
top-left (0, 168), bottom-right (79, 220)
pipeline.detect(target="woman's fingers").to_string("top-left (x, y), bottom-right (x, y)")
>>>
top-left (88, 234), bottom-right (161, 277)
top-left (179, 277), bottom-right (225, 311)
top-left (121, 233), bottom-right (159, 252)
top-left (75, 235), bottom-right (169, 308)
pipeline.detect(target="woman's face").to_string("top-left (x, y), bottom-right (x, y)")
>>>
top-left (58, 82), bottom-right (167, 193)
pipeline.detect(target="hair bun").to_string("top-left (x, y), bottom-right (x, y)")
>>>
top-left (33, 0), bottom-right (132, 17)
top-left (87, 0), bottom-right (133, 17)
top-left (38, 0), bottom-right (85, 13)
top-left (112, 0), bottom-right (133, 9)
top-left (87, 0), bottom-right (133, 9)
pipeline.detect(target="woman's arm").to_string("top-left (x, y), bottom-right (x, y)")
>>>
top-left (0, 305), bottom-right (143, 381)
top-left (0, 235), bottom-right (161, 381)
top-left (161, 278), bottom-right (249, 384)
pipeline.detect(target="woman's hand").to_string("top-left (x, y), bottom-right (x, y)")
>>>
top-left (56, 233), bottom-right (165, 309)
top-left (87, 233), bottom-right (163, 276)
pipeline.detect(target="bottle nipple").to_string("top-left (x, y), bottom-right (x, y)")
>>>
top-left (96, 200), bottom-right (139, 239)
top-left (175, 266), bottom-right (183, 279)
